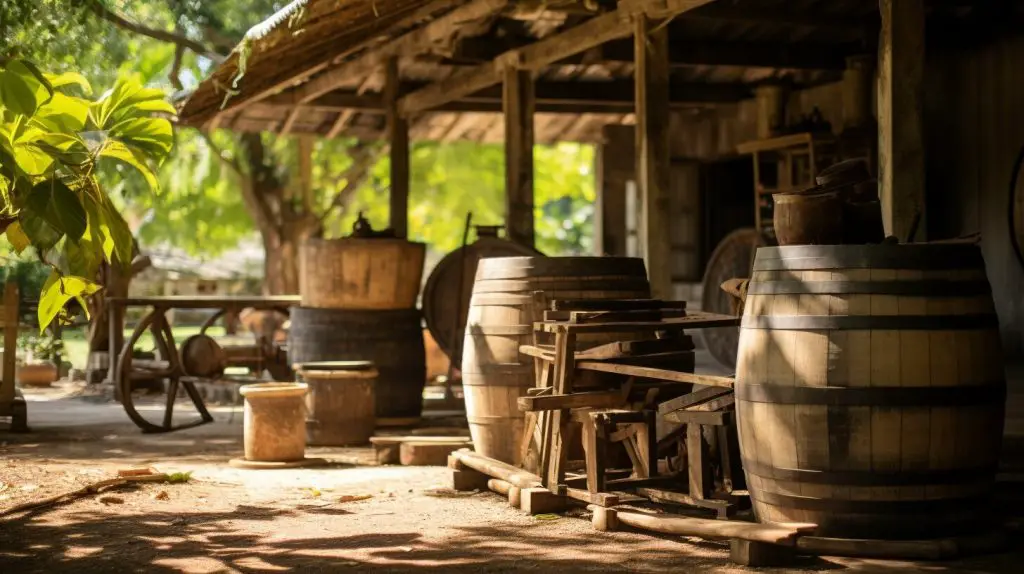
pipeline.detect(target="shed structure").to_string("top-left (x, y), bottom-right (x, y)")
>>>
top-left (178, 0), bottom-right (1024, 359)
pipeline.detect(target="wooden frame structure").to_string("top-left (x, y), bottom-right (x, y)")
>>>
top-left (0, 282), bottom-right (25, 432)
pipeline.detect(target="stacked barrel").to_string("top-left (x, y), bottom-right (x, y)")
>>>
top-left (288, 223), bottom-right (428, 428)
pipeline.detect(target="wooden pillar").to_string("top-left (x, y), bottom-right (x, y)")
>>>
top-left (595, 125), bottom-right (634, 256)
top-left (878, 0), bottom-right (926, 241)
top-left (504, 68), bottom-right (535, 248)
top-left (634, 15), bottom-right (672, 300)
top-left (385, 57), bottom-right (410, 238)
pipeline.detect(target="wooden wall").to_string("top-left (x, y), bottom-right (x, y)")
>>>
top-left (924, 34), bottom-right (1024, 358)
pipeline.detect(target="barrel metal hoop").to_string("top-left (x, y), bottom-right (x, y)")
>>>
top-left (740, 314), bottom-right (999, 331)
top-left (750, 490), bottom-right (987, 513)
top-left (734, 383), bottom-right (1006, 406)
top-left (465, 324), bottom-right (533, 336)
top-left (753, 245), bottom-right (984, 271)
top-left (747, 280), bottom-right (992, 296)
top-left (740, 459), bottom-right (998, 486)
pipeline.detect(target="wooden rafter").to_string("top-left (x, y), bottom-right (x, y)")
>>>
top-left (291, 0), bottom-right (511, 105)
top-left (397, 0), bottom-right (716, 116)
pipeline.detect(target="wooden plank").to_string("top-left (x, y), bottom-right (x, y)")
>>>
top-left (0, 282), bottom-right (18, 406)
top-left (550, 298), bottom-right (687, 311)
top-left (658, 386), bottom-right (733, 415)
top-left (577, 362), bottom-right (735, 388)
top-left (878, 0), bottom-right (926, 240)
top-left (537, 311), bottom-right (739, 333)
top-left (663, 409), bottom-right (732, 426)
top-left (385, 57), bottom-right (410, 238)
top-left (504, 67), bottom-right (534, 248)
top-left (451, 449), bottom-right (544, 489)
top-left (581, 415), bottom-right (607, 493)
top-left (517, 389), bottom-right (628, 412)
top-left (398, 0), bottom-right (715, 116)
top-left (544, 329), bottom-right (577, 488)
top-left (569, 310), bottom-right (665, 323)
top-left (107, 295), bottom-right (301, 308)
top-left (608, 507), bottom-right (816, 545)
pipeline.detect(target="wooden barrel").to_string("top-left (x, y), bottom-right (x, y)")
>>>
top-left (300, 238), bottom-right (426, 309)
top-left (422, 228), bottom-right (539, 367)
top-left (736, 244), bottom-right (1006, 540)
top-left (462, 256), bottom-right (655, 465)
top-left (288, 307), bottom-right (426, 423)
top-left (297, 361), bottom-right (378, 446)
top-left (180, 334), bottom-right (226, 378)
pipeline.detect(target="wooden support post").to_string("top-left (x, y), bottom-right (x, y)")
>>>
top-left (731, 540), bottom-right (797, 567)
top-left (521, 487), bottom-right (569, 515)
top-left (503, 68), bottom-right (535, 248)
top-left (1, 282), bottom-right (18, 408)
top-left (385, 57), bottom-right (410, 238)
top-left (592, 506), bottom-right (619, 532)
top-left (878, 0), bottom-right (925, 241)
top-left (634, 15), bottom-right (672, 299)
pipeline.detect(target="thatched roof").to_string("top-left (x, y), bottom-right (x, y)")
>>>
top-left (178, 0), bottom-right (890, 143)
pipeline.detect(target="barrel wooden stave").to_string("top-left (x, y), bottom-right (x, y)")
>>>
top-left (736, 244), bottom-right (1005, 540)
top-left (463, 256), bottom-right (697, 466)
top-left (300, 238), bottom-right (426, 310)
top-left (288, 307), bottom-right (426, 421)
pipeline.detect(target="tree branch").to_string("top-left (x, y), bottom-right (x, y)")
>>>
top-left (85, 0), bottom-right (225, 62)
top-left (321, 144), bottom-right (386, 221)
top-left (169, 44), bottom-right (186, 91)
top-left (197, 130), bottom-right (242, 177)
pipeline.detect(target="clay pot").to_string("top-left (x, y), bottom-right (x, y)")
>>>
top-left (239, 382), bottom-right (308, 463)
top-left (773, 188), bottom-right (844, 246)
top-left (17, 363), bottom-right (58, 387)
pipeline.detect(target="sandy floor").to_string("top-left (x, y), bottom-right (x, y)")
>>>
top-left (1, 380), bottom-right (1022, 573)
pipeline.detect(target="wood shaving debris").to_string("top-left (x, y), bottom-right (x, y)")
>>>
top-left (98, 495), bottom-right (124, 505)
top-left (337, 494), bottom-right (372, 504)
top-left (153, 491), bottom-right (169, 501)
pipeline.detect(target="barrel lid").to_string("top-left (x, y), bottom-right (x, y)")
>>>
top-left (422, 235), bottom-right (541, 368)
top-left (295, 360), bottom-right (375, 372)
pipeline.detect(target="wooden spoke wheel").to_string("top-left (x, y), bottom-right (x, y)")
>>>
top-left (199, 306), bottom-right (292, 381)
top-left (699, 228), bottom-right (767, 370)
top-left (117, 309), bottom-right (214, 433)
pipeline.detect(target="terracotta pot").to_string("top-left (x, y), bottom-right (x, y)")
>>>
top-left (18, 363), bottom-right (58, 387)
top-left (239, 382), bottom-right (308, 463)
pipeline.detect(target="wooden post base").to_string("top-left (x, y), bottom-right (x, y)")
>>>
top-left (521, 487), bottom-right (570, 515)
top-left (449, 468), bottom-right (490, 492)
top-left (592, 506), bottom-right (619, 532)
top-left (730, 539), bottom-right (796, 567)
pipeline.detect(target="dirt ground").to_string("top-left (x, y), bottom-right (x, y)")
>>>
top-left (1, 382), bottom-right (1023, 574)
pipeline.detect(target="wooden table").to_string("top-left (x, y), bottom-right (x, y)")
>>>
top-left (107, 295), bottom-right (300, 433)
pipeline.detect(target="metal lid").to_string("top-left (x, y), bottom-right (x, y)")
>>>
top-left (295, 360), bottom-right (375, 372)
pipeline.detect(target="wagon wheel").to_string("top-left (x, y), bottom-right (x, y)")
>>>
top-left (700, 228), bottom-right (767, 370)
top-left (199, 306), bottom-right (292, 380)
top-left (118, 308), bottom-right (214, 433)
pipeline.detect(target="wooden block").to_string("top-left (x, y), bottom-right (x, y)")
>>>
top-left (400, 441), bottom-right (471, 466)
top-left (521, 487), bottom-right (569, 515)
top-left (450, 468), bottom-right (490, 491)
top-left (730, 539), bottom-right (796, 567)
top-left (518, 389), bottom-right (627, 412)
top-left (374, 442), bottom-right (400, 465)
top-left (592, 506), bottom-right (619, 532)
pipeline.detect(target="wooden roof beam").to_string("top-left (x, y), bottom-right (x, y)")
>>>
top-left (398, 0), bottom-right (717, 117)
top-left (682, 3), bottom-right (873, 31)
top-left (291, 0), bottom-right (511, 105)
top-left (599, 39), bottom-right (853, 70)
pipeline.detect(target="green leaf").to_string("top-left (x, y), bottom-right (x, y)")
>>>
top-left (167, 471), bottom-right (193, 484)
top-left (65, 234), bottom-right (100, 278)
top-left (82, 195), bottom-right (133, 267)
top-left (38, 271), bottom-right (100, 332)
top-left (107, 117), bottom-right (174, 156)
top-left (0, 60), bottom-right (52, 117)
top-left (98, 141), bottom-right (160, 191)
top-left (27, 179), bottom-right (87, 240)
top-left (5, 221), bottom-right (30, 253)
top-left (128, 98), bottom-right (178, 116)
top-left (45, 72), bottom-right (92, 95)
top-left (33, 93), bottom-right (90, 132)
top-left (19, 210), bottom-right (62, 252)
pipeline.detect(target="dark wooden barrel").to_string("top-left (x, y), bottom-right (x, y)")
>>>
top-left (462, 256), bottom-right (655, 466)
top-left (180, 334), bottom-right (226, 378)
top-left (422, 228), bottom-right (540, 368)
top-left (700, 228), bottom-right (765, 370)
top-left (772, 188), bottom-right (844, 246)
top-left (736, 244), bottom-right (1006, 540)
top-left (288, 307), bottom-right (426, 424)
top-left (297, 361), bottom-right (377, 446)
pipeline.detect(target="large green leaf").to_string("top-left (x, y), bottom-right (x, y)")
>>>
top-left (45, 71), bottom-right (92, 96)
top-left (32, 93), bottom-right (90, 132)
top-left (0, 60), bottom-right (52, 117)
top-left (5, 221), bottom-right (31, 253)
top-left (107, 117), bottom-right (174, 156)
top-left (82, 194), bottom-right (133, 267)
top-left (97, 140), bottom-right (159, 191)
top-left (91, 77), bottom-right (140, 128)
top-left (38, 270), bottom-right (100, 332)
top-left (27, 179), bottom-right (87, 240)
top-left (19, 209), bottom-right (62, 252)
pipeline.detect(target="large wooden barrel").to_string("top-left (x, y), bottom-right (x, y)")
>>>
top-left (736, 244), bottom-right (1006, 540)
top-left (288, 307), bottom-right (426, 423)
top-left (297, 361), bottom-right (378, 446)
top-left (462, 256), bottom-right (654, 465)
top-left (300, 238), bottom-right (426, 309)
top-left (422, 227), bottom-right (539, 367)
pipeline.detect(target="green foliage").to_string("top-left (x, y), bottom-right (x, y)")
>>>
top-left (18, 330), bottom-right (65, 364)
top-left (0, 60), bottom-right (175, 331)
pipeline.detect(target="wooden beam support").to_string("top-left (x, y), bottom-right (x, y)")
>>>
top-left (634, 15), bottom-right (673, 300)
top-left (878, 0), bottom-right (926, 241)
top-left (399, 0), bottom-right (715, 116)
top-left (385, 57), bottom-right (410, 238)
top-left (504, 68), bottom-right (535, 248)
top-left (684, 3), bottom-right (871, 31)
top-left (293, 0), bottom-right (511, 105)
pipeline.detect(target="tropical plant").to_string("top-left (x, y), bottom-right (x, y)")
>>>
top-left (0, 59), bottom-right (175, 330)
